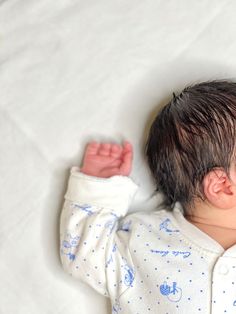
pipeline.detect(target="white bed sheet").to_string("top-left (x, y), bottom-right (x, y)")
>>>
top-left (1, 0), bottom-right (236, 313)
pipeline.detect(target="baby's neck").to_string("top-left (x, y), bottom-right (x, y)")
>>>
top-left (185, 202), bottom-right (236, 250)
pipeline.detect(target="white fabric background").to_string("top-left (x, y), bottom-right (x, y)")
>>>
top-left (1, 0), bottom-right (236, 313)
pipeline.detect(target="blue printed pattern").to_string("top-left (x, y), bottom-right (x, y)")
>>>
top-left (159, 218), bottom-right (179, 233)
top-left (71, 203), bottom-right (94, 216)
top-left (118, 220), bottom-right (132, 232)
top-left (106, 244), bottom-right (117, 267)
top-left (123, 264), bottom-right (135, 287)
top-left (150, 249), bottom-right (191, 258)
top-left (61, 197), bottom-right (236, 313)
top-left (105, 213), bottom-right (119, 235)
top-left (61, 232), bottom-right (80, 261)
top-left (112, 301), bottom-right (121, 313)
top-left (160, 281), bottom-right (182, 302)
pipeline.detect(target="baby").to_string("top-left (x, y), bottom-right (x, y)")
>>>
top-left (60, 80), bottom-right (236, 314)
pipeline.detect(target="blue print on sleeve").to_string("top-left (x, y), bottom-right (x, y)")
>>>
top-left (71, 203), bottom-right (94, 216)
top-left (160, 281), bottom-right (182, 302)
top-left (123, 264), bottom-right (135, 287)
top-left (62, 234), bottom-right (80, 249)
top-left (106, 244), bottom-right (117, 267)
top-left (112, 301), bottom-right (121, 313)
top-left (105, 213), bottom-right (119, 235)
top-left (118, 220), bottom-right (132, 232)
top-left (61, 233), bottom-right (80, 261)
top-left (105, 220), bottom-right (116, 235)
top-left (159, 218), bottom-right (179, 233)
top-left (67, 253), bottom-right (76, 261)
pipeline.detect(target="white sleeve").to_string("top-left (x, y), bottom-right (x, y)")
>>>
top-left (60, 166), bottom-right (138, 298)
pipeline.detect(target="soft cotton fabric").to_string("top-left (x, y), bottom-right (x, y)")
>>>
top-left (60, 167), bottom-right (236, 314)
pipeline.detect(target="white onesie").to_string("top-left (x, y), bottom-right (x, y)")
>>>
top-left (60, 166), bottom-right (236, 314)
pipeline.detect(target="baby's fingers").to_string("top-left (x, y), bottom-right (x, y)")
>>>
top-left (84, 142), bottom-right (100, 156)
top-left (110, 144), bottom-right (123, 158)
top-left (99, 143), bottom-right (111, 156)
top-left (119, 142), bottom-right (133, 175)
top-left (123, 141), bottom-right (133, 154)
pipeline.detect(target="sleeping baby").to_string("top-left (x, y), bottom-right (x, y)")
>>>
top-left (60, 80), bottom-right (236, 313)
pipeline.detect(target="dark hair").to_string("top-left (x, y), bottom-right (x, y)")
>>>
top-left (145, 80), bottom-right (236, 212)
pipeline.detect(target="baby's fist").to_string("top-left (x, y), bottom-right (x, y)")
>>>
top-left (80, 141), bottom-right (133, 178)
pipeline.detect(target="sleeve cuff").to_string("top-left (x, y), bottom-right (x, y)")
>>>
top-left (64, 166), bottom-right (139, 216)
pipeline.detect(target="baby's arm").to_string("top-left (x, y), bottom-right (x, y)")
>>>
top-left (60, 141), bottom-right (137, 298)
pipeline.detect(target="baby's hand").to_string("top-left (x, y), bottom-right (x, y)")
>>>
top-left (80, 141), bottom-right (133, 178)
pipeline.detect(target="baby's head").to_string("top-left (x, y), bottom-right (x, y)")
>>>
top-left (146, 80), bottom-right (236, 213)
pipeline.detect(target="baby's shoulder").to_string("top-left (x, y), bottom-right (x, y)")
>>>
top-left (121, 208), bottom-right (177, 231)
top-left (117, 208), bottom-right (182, 250)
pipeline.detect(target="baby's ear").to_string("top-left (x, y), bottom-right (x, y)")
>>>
top-left (203, 168), bottom-right (235, 209)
